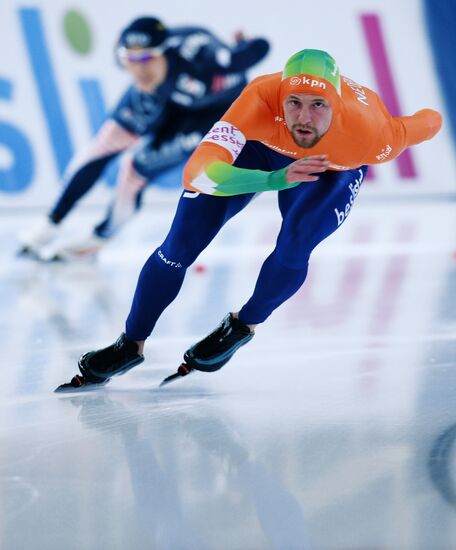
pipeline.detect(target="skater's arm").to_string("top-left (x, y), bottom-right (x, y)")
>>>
top-left (179, 29), bottom-right (269, 73)
top-left (361, 94), bottom-right (442, 165)
top-left (184, 78), bottom-right (299, 196)
top-left (215, 37), bottom-right (270, 73)
top-left (184, 150), bottom-right (330, 195)
top-left (395, 109), bottom-right (442, 147)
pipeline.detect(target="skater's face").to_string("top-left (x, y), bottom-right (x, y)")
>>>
top-left (119, 47), bottom-right (168, 92)
top-left (283, 93), bottom-right (333, 148)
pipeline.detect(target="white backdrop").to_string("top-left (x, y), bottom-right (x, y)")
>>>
top-left (0, 0), bottom-right (454, 209)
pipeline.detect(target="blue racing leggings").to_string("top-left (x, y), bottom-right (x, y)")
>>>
top-left (126, 141), bottom-right (367, 340)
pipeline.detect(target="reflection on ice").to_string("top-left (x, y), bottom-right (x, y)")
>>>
top-left (0, 198), bottom-right (455, 548)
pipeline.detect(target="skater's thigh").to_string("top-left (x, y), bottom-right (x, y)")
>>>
top-left (160, 191), bottom-right (249, 264)
top-left (160, 140), bottom-right (275, 263)
top-left (275, 167), bottom-right (368, 266)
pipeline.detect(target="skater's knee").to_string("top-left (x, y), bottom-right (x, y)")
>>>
top-left (157, 232), bottom-right (207, 269)
top-left (118, 156), bottom-right (146, 197)
top-left (151, 245), bottom-right (194, 271)
top-left (274, 245), bottom-right (311, 270)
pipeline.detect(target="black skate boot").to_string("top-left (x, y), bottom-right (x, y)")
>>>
top-left (160, 313), bottom-right (254, 387)
top-left (186, 313), bottom-right (254, 372)
top-left (79, 333), bottom-right (144, 378)
top-left (55, 333), bottom-right (144, 393)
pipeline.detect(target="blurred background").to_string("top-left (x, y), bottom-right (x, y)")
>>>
top-left (1, 0), bottom-right (454, 208)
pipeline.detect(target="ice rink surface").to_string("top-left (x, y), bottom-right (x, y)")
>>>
top-left (1, 192), bottom-right (456, 550)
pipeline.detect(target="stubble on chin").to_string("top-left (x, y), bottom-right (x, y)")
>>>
top-left (291, 130), bottom-right (320, 149)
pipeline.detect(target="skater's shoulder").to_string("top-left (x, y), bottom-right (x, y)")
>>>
top-left (240, 72), bottom-right (282, 107)
top-left (243, 72), bottom-right (282, 96)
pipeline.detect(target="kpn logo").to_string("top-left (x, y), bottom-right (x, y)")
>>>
top-left (0, 8), bottom-right (114, 195)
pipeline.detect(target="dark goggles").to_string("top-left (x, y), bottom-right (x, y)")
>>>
top-left (117, 46), bottom-right (164, 64)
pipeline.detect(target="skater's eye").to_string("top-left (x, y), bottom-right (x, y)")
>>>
top-left (286, 98), bottom-right (301, 108)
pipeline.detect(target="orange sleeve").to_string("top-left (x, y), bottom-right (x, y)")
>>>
top-left (397, 109), bottom-right (442, 146)
top-left (361, 93), bottom-right (442, 164)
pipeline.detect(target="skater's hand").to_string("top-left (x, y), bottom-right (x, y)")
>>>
top-left (286, 155), bottom-right (329, 184)
top-left (233, 30), bottom-right (246, 43)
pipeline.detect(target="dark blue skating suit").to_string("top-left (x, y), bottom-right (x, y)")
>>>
top-left (48, 27), bottom-right (270, 238)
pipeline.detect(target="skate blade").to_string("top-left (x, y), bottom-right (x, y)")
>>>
top-left (40, 254), bottom-right (66, 263)
top-left (16, 246), bottom-right (41, 260)
top-left (54, 382), bottom-right (108, 393)
top-left (54, 375), bottom-right (109, 393)
top-left (17, 245), bottom-right (30, 256)
top-left (17, 246), bottom-right (65, 263)
top-left (159, 364), bottom-right (193, 387)
top-left (38, 249), bottom-right (99, 264)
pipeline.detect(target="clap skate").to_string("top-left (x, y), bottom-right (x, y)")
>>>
top-left (54, 372), bottom-right (110, 393)
top-left (17, 217), bottom-right (59, 258)
top-left (55, 333), bottom-right (144, 393)
top-left (160, 313), bottom-right (254, 387)
top-left (38, 234), bottom-right (107, 263)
